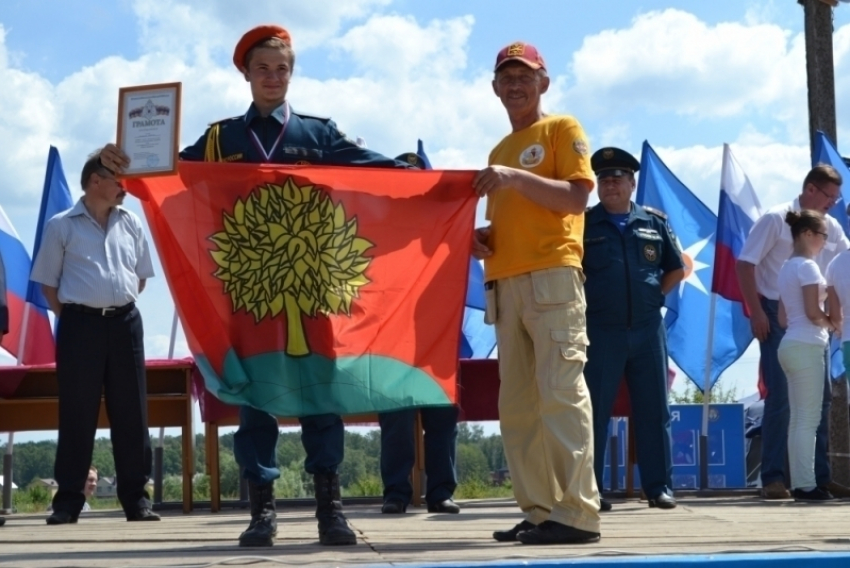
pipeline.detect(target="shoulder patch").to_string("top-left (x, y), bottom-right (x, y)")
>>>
top-left (573, 139), bottom-right (589, 156)
top-left (643, 206), bottom-right (668, 220)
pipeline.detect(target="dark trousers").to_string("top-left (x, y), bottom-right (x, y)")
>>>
top-left (585, 319), bottom-right (673, 499)
top-left (759, 297), bottom-right (831, 487)
top-left (51, 306), bottom-right (152, 517)
top-left (379, 406), bottom-right (458, 506)
top-left (234, 406), bottom-right (344, 484)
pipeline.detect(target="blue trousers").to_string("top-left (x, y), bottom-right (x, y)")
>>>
top-left (585, 319), bottom-right (673, 499)
top-left (233, 405), bottom-right (344, 484)
top-left (379, 406), bottom-right (458, 506)
top-left (759, 297), bottom-right (831, 487)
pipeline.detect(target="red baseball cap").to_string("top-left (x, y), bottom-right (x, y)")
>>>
top-left (233, 25), bottom-right (292, 70)
top-left (494, 42), bottom-right (546, 72)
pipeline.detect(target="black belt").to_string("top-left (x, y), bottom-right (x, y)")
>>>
top-left (63, 303), bottom-right (135, 317)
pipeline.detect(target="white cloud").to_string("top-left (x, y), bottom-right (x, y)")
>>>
top-left (133, 0), bottom-right (392, 59)
top-left (567, 9), bottom-right (807, 134)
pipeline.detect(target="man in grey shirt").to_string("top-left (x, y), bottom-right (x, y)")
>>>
top-left (31, 149), bottom-right (158, 524)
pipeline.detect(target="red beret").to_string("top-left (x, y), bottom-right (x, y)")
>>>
top-left (233, 25), bottom-right (292, 70)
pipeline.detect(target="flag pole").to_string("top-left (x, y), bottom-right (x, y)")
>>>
top-left (2, 433), bottom-right (12, 513)
top-left (153, 310), bottom-right (179, 504)
top-left (700, 292), bottom-right (718, 490)
top-left (162, 309), bottom-right (178, 444)
top-left (15, 305), bottom-right (31, 366)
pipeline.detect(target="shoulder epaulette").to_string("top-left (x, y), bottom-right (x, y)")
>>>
top-left (643, 206), bottom-right (668, 220)
top-left (207, 115), bottom-right (242, 127)
top-left (290, 109), bottom-right (330, 122)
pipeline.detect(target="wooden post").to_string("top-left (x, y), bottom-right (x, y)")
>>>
top-left (801, 0), bottom-right (838, 148)
top-left (800, 0), bottom-right (850, 485)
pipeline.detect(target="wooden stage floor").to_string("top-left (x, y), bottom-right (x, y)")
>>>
top-left (1, 496), bottom-right (850, 567)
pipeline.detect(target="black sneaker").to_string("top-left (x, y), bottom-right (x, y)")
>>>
top-left (793, 487), bottom-right (834, 502)
top-left (493, 520), bottom-right (536, 542)
top-left (517, 520), bottom-right (600, 545)
top-left (600, 498), bottom-right (612, 512)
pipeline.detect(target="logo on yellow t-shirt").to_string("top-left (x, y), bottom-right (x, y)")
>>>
top-left (573, 139), bottom-right (589, 156)
top-left (519, 144), bottom-right (545, 168)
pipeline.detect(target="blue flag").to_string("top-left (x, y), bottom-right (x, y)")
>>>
top-left (26, 146), bottom-right (73, 310)
top-left (636, 141), bottom-right (752, 392)
top-left (415, 140), bottom-right (494, 358)
top-left (812, 131), bottom-right (850, 379)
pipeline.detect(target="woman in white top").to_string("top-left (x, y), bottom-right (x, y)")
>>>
top-left (778, 209), bottom-right (838, 502)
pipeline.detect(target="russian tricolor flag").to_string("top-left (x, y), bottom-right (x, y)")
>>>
top-left (0, 206), bottom-right (54, 364)
top-left (0, 146), bottom-right (73, 365)
top-left (711, 144), bottom-right (763, 304)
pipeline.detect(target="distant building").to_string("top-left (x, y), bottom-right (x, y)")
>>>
top-left (29, 478), bottom-right (58, 497)
top-left (96, 477), bottom-right (117, 499)
top-left (0, 475), bottom-right (18, 493)
top-left (491, 468), bottom-right (511, 486)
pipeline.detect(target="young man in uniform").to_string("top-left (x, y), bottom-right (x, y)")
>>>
top-left (582, 147), bottom-right (684, 512)
top-left (31, 150), bottom-right (158, 525)
top-left (471, 42), bottom-right (601, 545)
top-left (101, 25), bottom-right (409, 547)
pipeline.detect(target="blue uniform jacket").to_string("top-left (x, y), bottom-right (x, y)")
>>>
top-left (180, 103), bottom-right (407, 168)
top-left (582, 202), bottom-right (684, 329)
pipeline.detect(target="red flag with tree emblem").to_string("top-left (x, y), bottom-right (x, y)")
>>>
top-left (126, 162), bottom-right (476, 417)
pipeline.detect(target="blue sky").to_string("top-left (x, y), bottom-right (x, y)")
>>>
top-left (4, 1), bottom-right (850, 441)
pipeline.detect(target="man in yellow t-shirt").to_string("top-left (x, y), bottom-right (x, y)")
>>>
top-left (472, 41), bottom-right (601, 546)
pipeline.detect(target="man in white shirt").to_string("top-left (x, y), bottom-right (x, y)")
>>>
top-left (736, 164), bottom-right (850, 499)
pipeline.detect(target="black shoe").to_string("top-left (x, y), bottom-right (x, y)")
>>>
top-left (823, 481), bottom-right (850, 498)
top-left (427, 499), bottom-right (460, 514)
top-left (127, 508), bottom-right (161, 521)
top-left (239, 481), bottom-right (277, 547)
top-left (648, 493), bottom-right (677, 509)
top-left (517, 520), bottom-right (600, 545)
top-left (318, 513), bottom-right (357, 545)
top-left (381, 499), bottom-right (406, 514)
top-left (0, 517), bottom-right (5, 527)
top-left (493, 520), bottom-right (536, 542)
top-left (314, 474), bottom-right (356, 546)
top-left (793, 487), bottom-right (834, 502)
top-left (600, 498), bottom-right (612, 512)
top-left (46, 511), bottom-right (77, 525)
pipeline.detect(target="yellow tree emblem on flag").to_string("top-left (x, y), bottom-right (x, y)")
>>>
top-left (209, 178), bottom-right (373, 356)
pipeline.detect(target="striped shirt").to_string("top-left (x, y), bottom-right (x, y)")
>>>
top-left (30, 199), bottom-right (155, 308)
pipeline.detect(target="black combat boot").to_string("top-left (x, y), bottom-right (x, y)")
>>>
top-left (238, 481), bottom-right (277, 547)
top-left (314, 473), bottom-right (356, 545)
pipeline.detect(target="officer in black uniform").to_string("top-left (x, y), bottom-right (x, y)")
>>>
top-left (377, 152), bottom-right (460, 515)
top-left (582, 147), bottom-right (685, 512)
top-left (101, 24), bottom-right (410, 548)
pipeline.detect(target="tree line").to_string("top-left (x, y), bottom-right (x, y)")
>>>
top-left (2, 423), bottom-right (508, 500)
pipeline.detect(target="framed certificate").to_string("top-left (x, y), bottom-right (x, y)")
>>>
top-left (117, 82), bottom-right (181, 177)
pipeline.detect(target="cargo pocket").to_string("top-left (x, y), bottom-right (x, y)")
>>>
top-left (531, 267), bottom-right (572, 305)
top-left (549, 327), bottom-right (589, 390)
